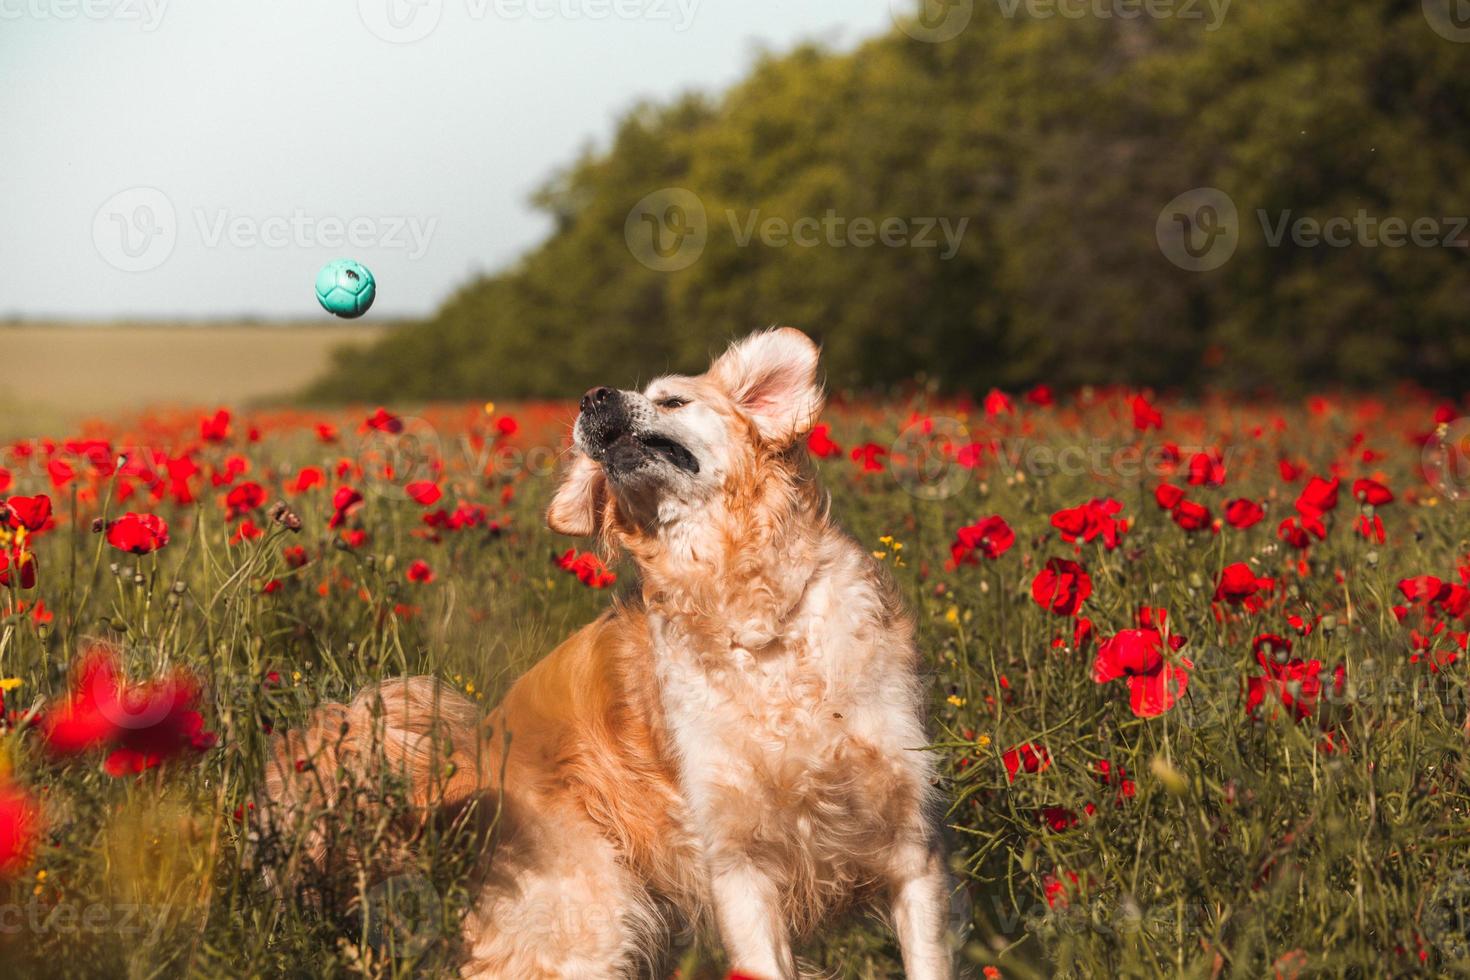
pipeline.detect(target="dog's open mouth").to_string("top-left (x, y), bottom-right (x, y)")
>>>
top-left (597, 429), bottom-right (699, 475)
top-left (637, 433), bottom-right (699, 473)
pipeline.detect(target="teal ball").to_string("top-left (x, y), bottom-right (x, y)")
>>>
top-left (315, 259), bottom-right (376, 319)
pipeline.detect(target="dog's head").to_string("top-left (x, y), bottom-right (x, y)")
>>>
top-left (547, 327), bottom-right (824, 541)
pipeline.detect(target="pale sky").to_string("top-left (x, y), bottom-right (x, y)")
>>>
top-left (0, 0), bottom-right (898, 320)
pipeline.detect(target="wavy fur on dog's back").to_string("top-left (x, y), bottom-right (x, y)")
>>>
top-left (256, 677), bottom-right (491, 888)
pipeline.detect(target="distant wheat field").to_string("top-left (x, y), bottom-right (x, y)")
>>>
top-left (0, 322), bottom-right (389, 437)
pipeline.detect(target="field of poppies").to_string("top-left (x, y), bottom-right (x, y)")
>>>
top-left (0, 386), bottom-right (1468, 978)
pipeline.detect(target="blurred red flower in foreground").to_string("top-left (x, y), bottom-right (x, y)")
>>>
top-left (555, 549), bottom-right (616, 589)
top-left (0, 783), bottom-right (40, 878)
top-left (1032, 558), bottom-right (1092, 616)
top-left (406, 559), bottom-right (435, 583)
top-left (105, 513), bottom-right (169, 555)
top-left (42, 649), bottom-right (215, 776)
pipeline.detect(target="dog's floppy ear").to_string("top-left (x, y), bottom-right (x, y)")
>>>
top-left (547, 453), bottom-right (607, 538)
top-left (708, 327), bottom-right (825, 445)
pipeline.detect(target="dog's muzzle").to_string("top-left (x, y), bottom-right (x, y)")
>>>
top-left (577, 387), bottom-right (699, 476)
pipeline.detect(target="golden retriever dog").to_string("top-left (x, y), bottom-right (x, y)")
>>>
top-left (261, 328), bottom-right (954, 979)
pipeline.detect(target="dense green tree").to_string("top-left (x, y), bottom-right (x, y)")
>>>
top-left (306, 0), bottom-right (1470, 402)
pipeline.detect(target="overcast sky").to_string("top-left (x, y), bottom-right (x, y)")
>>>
top-left (0, 0), bottom-right (898, 320)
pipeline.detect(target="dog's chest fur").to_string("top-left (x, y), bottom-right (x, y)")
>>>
top-left (644, 532), bottom-right (932, 924)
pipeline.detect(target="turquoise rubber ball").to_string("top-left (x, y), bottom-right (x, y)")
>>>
top-left (315, 259), bottom-right (376, 319)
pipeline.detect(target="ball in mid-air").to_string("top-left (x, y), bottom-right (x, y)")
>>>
top-left (315, 259), bottom-right (376, 319)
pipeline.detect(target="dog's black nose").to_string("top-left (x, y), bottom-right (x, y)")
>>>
top-left (581, 386), bottom-right (616, 413)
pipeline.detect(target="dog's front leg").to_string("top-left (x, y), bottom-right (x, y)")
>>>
top-left (886, 840), bottom-right (955, 980)
top-left (708, 856), bottom-right (796, 980)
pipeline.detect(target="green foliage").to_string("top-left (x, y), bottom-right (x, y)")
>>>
top-left (305, 0), bottom-right (1470, 403)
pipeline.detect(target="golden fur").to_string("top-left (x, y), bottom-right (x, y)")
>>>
top-left (260, 329), bottom-right (955, 978)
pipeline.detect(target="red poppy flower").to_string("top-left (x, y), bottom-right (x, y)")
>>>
top-left (225, 481), bottom-right (265, 519)
top-left (42, 649), bottom-right (215, 775)
top-left (46, 458), bottom-right (74, 489)
top-left (850, 443), bottom-right (887, 472)
top-left (1356, 514), bottom-right (1385, 544)
top-left (1214, 563), bottom-right (1272, 606)
top-left (406, 481), bottom-right (442, 506)
top-left (105, 513), bottom-right (169, 555)
top-left (5, 495), bottom-right (52, 533)
top-left (948, 516), bottom-right (1015, 568)
top-left (1002, 743), bottom-right (1051, 782)
top-left (1352, 478), bottom-right (1393, 506)
top-left (406, 559), bottom-right (435, 584)
top-left (1153, 483), bottom-right (1185, 510)
top-left (0, 549), bottom-right (37, 590)
top-left (1276, 515), bottom-right (1326, 550)
top-left (1170, 499), bottom-right (1212, 532)
top-left (555, 548), bottom-right (616, 588)
top-left (1187, 450), bottom-right (1226, 488)
top-left (328, 486), bottom-right (364, 529)
top-left (1131, 394), bottom-right (1163, 431)
top-left (291, 467), bottom-right (325, 493)
top-left (315, 422), bottom-right (340, 443)
top-left (200, 408), bottom-right (231, 443)
top-left (1025, 385), bottom-right (1054, 407)
top-left (806, 424), bottom-right (843, 459)
top-left (495, 416), bottom-right (519, 437)
top-left (0, 783), bottom-right (40, 878)
top-left (1050, 498), bottom-right (1126, 550)
top-left (983, 389), bottom-right (1014, 417)
top-left (364, 408), bottom-right (403, 434)
top-left (1224, 498), bottom-right (1265, 529)
top-left (1246, 638), bottom-right (1342, 721)
top-left (1032, 558), bottom-right (1092, 616)
top-left (229, 520), bottom-right (263, 546)
top-left (1093, 613), bottom-right (1191, 718)
top-left (1295, 475), bottom-right (1340, 519)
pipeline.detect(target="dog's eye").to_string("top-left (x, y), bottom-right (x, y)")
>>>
top-left (655, 397), bottom-right (689, 409)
